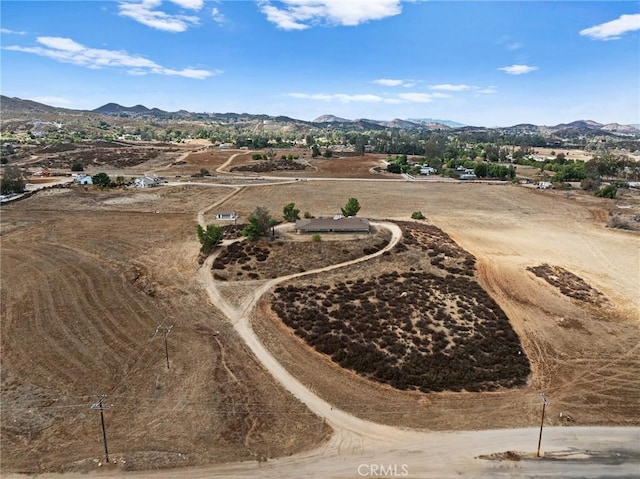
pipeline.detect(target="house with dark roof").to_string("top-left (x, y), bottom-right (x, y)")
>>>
top-left (295, 217), bottom-right (370, 234)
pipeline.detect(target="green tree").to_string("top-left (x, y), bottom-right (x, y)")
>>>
top-left (311, 145), bottom-right (320, 158)
top-left (196, 224), bottom-right (224, 254)
top-left (282, 202), bottom-right (300, 222)
top-left (341, 197), bottom-right (361, 217)
top-left (71, 162), bottom-right (84, 172)
top-left (243, 206), bottom-right (276, 241)
top-left (0, 166), bottom-right (25, 195)
top-left (92, 172), bottom-right (112, 187)
top-left (474, 163), bottom-right (488, 177)
top-left (594, 185), bottom-right (617, 199)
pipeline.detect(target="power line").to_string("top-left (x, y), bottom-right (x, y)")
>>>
top-left (105, 328), bottom-right (161, 397)
top-left (155, 324), bottom-right (174, 369)
top-left (536, 393), bottom-right (549, 457)
top-left (90, 395), bottom-right (112, 464)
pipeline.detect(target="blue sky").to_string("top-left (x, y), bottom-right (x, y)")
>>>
top-left (1, 1), bottom-right (639, 126)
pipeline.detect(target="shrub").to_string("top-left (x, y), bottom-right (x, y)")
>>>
top-left (594, 184), bottom-right (617, 199)
top-left (411, 211), bottom-right (425, 220)
top-left (71, 162), bottom-right (84, 171)
top-left (312, 234), bottom-right (321, 242)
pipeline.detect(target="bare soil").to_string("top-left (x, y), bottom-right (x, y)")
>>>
top-left (0, 191), bottom-right (329, 473)
top-left (1, 160), bottom-right (638, 474)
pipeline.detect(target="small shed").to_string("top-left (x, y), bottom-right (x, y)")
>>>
top-left (73, 174), bottom-right (93, 185)
top-left (216, 211), bottom-right (238, 221)
top-left (134, 175), bottom-right (161, 188)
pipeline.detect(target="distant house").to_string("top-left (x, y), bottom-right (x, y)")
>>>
top-left (72, 174), bottom-right (93, 185)
top-left (537, 181), bottom-right (552, 189)
top-left (460, 173), bottom-right (477, 180)
top-left (134, 175), bottom-right (161, 188)
top-left (215, 211), bottom-right (238, 221)
top-left (295, 217), bottom-right (370, 234)
top-left (420, 166), bottom-right (437, 175)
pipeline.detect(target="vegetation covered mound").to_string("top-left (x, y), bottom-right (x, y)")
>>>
top-left (400, 221), bottom-right (476, 276)
top-left (526, 264), bottom-right (608, 306)
top-left (270, 221), bottom-right (530, 393)
top-left (211, 230), bottom-right (390, 280)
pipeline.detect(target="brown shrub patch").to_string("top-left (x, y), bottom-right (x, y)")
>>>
top-left (526, 264), bottom-right (607, 306)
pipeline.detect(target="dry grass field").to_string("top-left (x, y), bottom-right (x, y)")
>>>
top-left (1, 151), bottom-right (639, 473)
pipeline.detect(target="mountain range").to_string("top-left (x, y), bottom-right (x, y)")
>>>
top-left (1, 96), bottom-right (639, 137)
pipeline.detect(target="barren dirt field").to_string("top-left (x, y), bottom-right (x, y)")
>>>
top-left (1, 152), bottom-right (639, 476)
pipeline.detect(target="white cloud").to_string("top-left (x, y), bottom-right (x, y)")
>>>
top-left (1, 28), bottom-right (27, 35)
top-left (498, 64), bottom-right (538, 75)
top-left (5, 36), bottom-right (216, 79)
top-left (260, 3), bottom-right (308, 30)
top-left (289, 92), bottom-right (384, 103)
top-left (118, 0), bottom-right (200, 32)
top-left (374, 78), bottom-right (415, 87)
top-left (288, 89), bottom-right (454, 104)
top-left (374, 78), bottom-right (404, 87)
top-left (497, 36), bottom-right (524, 51)
top-left (506, 42), bottom-right (524, 51)
top-left (476, 86), bottom-right (497, 94)
top-left (397, 93), bottom-right (435, 103)
top-left (259, 0), bottom-right (402, 30)
top-left (169, 0), bottom-right (203, 9)
top-left (211, 7), bottom-right (225, 24)
top-left (580, 13), bottom-right (640, 41)
top-left (429, 84), bottom-right (472, 91)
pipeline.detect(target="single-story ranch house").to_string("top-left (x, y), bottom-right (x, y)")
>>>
top-left (295, 217), bottom-right (370, 234)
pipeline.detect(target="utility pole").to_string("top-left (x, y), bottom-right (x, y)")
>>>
top-left (156, 325), bottom-right (174, 369)
top-left (91, 395), bottom-right (111, 463)
top-left (537, 393), bottom-right (549, 457)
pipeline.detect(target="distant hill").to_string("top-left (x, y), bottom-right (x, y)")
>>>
top-left (0, 96), bottom-right (74, 114)
top-left (93, 103), bottom-right (153, 115)
top-left (313, 114), bottom-right (454, 130)
top-left (313, 114), bottom-right (350, 123)
top-left (408, 117), bottom-right (467, 128)
top-left (2, 96), bottom-right (639, 141)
